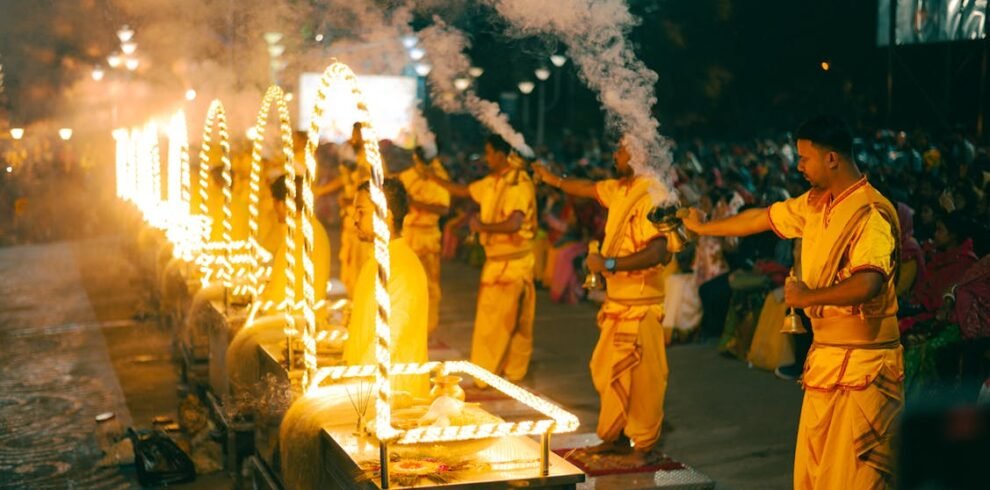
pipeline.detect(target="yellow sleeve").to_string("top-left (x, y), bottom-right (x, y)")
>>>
top-left (433, 183), bottom-right (451, 208)
top-left (594, 179), bottom-right (620, 208)
top-left (847, 209), bottom-right (897, 279)
top-left (768, 192), bottom-right (809, 239)
top-left (468, 177), bottom-right (489, 205)
top-left (398, 168), bottom-right (413, 189)
top-left (501, 179), bottom-right (535, 216)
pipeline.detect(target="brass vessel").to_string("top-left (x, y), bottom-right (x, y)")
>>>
top-left (647, 206), bottom-right (694, 253)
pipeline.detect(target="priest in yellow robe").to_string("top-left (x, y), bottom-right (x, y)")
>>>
top-left (428, 135), bottom-right (537, 384)
top-left (257, 175), bottom-right (331, 318)
top-left (682, 116), bottom-right (902, 489)
top-left (398, 147), bottom-right (450, 335)
top-left (534, 139), bottom-right (671, 462)
top-left (344, 178), bottom-right (430, 397)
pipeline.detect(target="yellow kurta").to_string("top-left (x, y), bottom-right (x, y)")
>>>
top-left (344, 237), bottom-right (430, 396)
top-left (769, 177), bottom-right (902, 489)
top-left (338, 160), bottom-right (373, 294)
top-left (468, 169), bottom-right (537, 383)
top-left (589, 177), bottom-right (668, 452)
top-left (398, 160), bottom-right (451, 335)
top-left (259, 216), bottom-right (332, 320)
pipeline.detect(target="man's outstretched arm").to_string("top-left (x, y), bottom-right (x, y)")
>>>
top-left (681, 207), bottom-right (771, 237)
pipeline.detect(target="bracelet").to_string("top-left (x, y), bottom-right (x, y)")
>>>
top-left (942, 284), bottom-right (958, 303)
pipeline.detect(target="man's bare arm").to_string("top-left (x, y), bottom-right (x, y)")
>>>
top-left (428, 175), bottom-right (472, 199)
top-left (682, 207), bottom-right (771, 237)
top-left (786, 271), bottom-right (885, 308)
top-left (475, 211), bottom-right (524, 234)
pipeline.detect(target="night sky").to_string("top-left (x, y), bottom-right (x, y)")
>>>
top-left (1, 0), bottom-right (987, 141)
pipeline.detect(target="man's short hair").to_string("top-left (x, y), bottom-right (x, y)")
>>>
top-left (357, 178), bottom-right (409, 233)
top-left (270, 175), bottom-right (303, 209)
top-left (485, 134), bottom-right (512, 156)
top-left (796, 115), bottom-right (853, 160)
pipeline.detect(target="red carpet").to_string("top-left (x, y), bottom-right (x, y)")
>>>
top-left (553, 447), bottom-right (686, 477)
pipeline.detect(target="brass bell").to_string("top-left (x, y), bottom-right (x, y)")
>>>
top-left (582, 240), bottom-right (603, 290)
top-left (780, 272), bottom-right (807, 334)
top-left (780, 308), bottom-right (807, 334)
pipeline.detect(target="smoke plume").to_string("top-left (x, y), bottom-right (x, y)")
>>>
top-left (484, 0), bottom-right (674, 202)
top-left (418, 17), bottom-right (533, 158)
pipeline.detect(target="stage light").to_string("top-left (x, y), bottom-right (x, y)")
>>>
top-left (820, 61), bottom-right (831, 71)
top-left (409, 47), bottom-right (425, 61)
top-left (59, 128), bottom-right (73, 141)
top-left (468, 66), bottom-right (484, 78)
top-left (402, 35), bottom-right (418, 49)
top-left (285, 92), bottom-right (294, 102)
top-left (454, 77), bottom-right (471, 91)
top-left (315, 33), bottom-right (324, 42)
top-left (107, 53), bottom-right (122, 68)
top-left (125, 58), bottom-right (139, 71)
top-left (10, 128), bottom-right (24, 140)
top-left (550, 54), bottom-right (567, 67)
top-left (264, 32), bottom-right (283, 45)
top-left (91, 68), bottom-right (105, 81)
top-left (517, 81), bottom-right (535, 94)
top-left (535, 67), bottom-right (550, 81)
top-left (121, 42), bottom-right (137, 55)
top-left (185, 89), bottom-right (197, 101)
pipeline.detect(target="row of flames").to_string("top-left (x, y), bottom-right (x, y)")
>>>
top-left (114, 61), bottom-right (578, 455)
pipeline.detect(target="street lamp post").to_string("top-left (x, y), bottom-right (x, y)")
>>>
top-left (518, 81), bottom-right (535, 134)
top-left (534, 67), bottom-right (550, 147)
top-left (549, 54), bottom-right (569, 129)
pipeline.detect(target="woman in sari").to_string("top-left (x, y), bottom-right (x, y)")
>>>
top-left (901, 212), bottom-right (979, 399)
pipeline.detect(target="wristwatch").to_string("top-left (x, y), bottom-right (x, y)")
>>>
top-left (604, 257), bottom-right (617, 273)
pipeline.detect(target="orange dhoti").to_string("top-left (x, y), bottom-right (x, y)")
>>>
top-left (404, 225), bottom-right (443, 335)
top-left (795, 341), bottom-right (903, 489)
top-left (590, 298), bottom-right (668, 452)
top-left (469, 252), bottom-right (536, 383)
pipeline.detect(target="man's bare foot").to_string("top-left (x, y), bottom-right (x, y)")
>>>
top-left (622, 449), bottom-right (652, 467)
top-left (585, 435), bottom-right (632, 455)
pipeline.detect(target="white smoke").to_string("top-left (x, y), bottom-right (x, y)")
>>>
top-left (408, 105), bottom-right (437, 158)
top-left (418, 18), bottom-right (533, 158)
top-left (418, 18), bottom-right (472, 113)
top-left (464, 94), bottom-right (533, 158)
top-left (484, 0), bottom-right (675, 203)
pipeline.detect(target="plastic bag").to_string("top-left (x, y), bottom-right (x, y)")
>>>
top-left (127, 428), bottom-right (196, 487)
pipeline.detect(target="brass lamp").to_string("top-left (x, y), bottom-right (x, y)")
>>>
top-left (647, 206), bottom-right (694, 253)
top-left (582, 240), bottom-right (603, 290)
